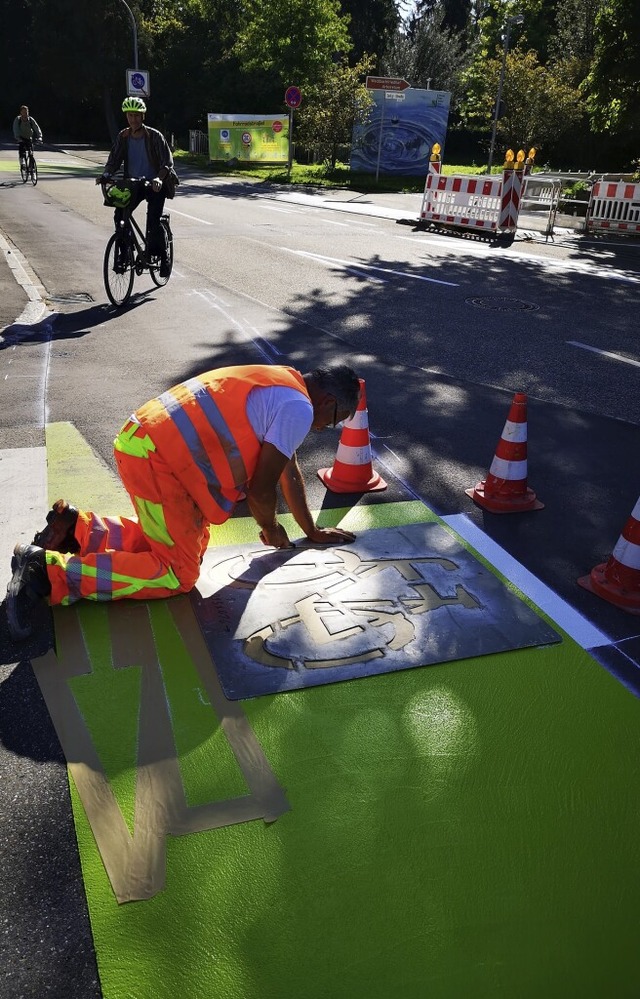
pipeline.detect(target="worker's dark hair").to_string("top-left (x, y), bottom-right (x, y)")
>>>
top-left (311, 365), bottom-right (361, 417)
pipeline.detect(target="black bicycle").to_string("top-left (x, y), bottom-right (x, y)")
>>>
top-left (19, 140), bottom-right (38, 186)
top-left (101, 178), bottom-right (174, 307)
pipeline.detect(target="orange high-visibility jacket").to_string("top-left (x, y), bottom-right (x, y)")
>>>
top-left (133, 364), bottom-right (311, 525)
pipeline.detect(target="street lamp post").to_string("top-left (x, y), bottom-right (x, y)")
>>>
top-left (487, 13), bottom-right (523, 173)
top-left (118, 0), bottom-right (139, 70)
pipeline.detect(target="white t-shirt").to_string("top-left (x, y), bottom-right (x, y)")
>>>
top-left (245, 385), bottom-right (313, 459)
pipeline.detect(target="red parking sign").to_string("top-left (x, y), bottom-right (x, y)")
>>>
top-left (285, 86), bottom-right (302, 109)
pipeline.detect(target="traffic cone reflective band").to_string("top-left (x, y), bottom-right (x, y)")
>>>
top-left (318, 379), bottom-right (387, 493)
top-left (578, 496), bottom-right (640, 614)
top-left (465, 392), bottom-right (543, 513)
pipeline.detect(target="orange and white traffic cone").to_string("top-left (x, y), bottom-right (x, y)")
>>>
top-left (318, 379), bottom-right (387, 493)
top-left (578, 495), bottom-right (640, 614)
top-left (465, 392), bottom-right (543, 513)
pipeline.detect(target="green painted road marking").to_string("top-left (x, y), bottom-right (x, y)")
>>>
top-left (0, 158), bottom-right (98, 175)
top-left (44, 422), bottom-right (640, 997)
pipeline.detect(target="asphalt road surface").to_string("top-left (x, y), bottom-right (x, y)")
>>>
top-left (1, 145), bottom-right (640, 998)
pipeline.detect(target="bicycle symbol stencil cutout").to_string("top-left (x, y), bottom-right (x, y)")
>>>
top-left (192, 523), bottom-right (561, 699)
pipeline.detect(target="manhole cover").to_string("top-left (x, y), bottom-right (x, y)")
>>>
top-left (48, 292), bottom-right (94, 304)
top-left (466, 296), bottom-right (539, 312)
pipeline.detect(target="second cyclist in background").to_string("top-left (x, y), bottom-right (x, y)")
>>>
top-left (97, 97), bottom-right (178, 278)
top-left (13, 104), bottom-right (43, 168)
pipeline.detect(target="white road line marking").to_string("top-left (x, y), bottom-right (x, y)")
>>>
top-left (567, 341), bottom-right (640, 367)
top-left (314, 218), bottom-right (352, 227)
top-left (191, 289), bottom-right (275, 360)
top-left (260, 205), bottom-right (298, 214)
top-left (170, 208), bottom-right (215, 225)
top-left (280, 247), bottom-right (458, 286)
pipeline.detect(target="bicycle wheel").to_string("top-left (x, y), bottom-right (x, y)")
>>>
top-left (149, 219), bottom-right (174, 287)
top-left (20, 158), bottom-right (28, 183)
top-left (103, 232), bottom-right (134, 307)
top-left (29, 157), bottom-right (38, 186)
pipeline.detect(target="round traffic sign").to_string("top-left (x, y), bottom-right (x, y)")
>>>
top-left (131, 72), bottom-right (146, 90)
top-left (285, 86), bottom-right (302, 109)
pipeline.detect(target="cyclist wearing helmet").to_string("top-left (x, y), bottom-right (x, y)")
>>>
top-left (97, 96), bottom-right (178, 276)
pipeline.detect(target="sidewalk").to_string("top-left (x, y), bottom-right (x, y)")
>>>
top-left (0, 241), bottom-right (29, 329)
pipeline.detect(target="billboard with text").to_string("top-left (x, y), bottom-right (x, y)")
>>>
top-left (207, 114), bottom-right (289, 163)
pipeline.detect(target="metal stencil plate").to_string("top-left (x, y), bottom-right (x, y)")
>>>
top-left (191, 523), bottom-right (561, 699)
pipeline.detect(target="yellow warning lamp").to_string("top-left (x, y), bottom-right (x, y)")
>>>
top-left (515, 149), bottom-right (525, 171)
top-left (528, 147), bottom-right (536, 161)
top-left (430, 142), bottom-right (441, 162)
top-left (503, 148), bottom-right (515, 169)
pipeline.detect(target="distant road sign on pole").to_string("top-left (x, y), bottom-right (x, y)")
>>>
top-left (284, 87), bottom-right (302, 174)
top-left (366, 76), bottom-right (410, 92)
top-left (126, 68), bottom-right (150, 96)
top-left (284, 86), bottom-right (302, 109)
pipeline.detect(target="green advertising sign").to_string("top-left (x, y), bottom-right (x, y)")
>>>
top-left (207, 114), bottom-right (289, 163)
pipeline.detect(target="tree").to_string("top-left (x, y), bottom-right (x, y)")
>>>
top-left (383, 7), bottom-right (472, 101)
top-left (585, 0), bottom-right (640, 143)
top-left (232, 0), bottom-right (353, 93)
top-left (414, 0), bottom-right (471, 35)
top-left (338, 0), bottom-right (399, 64)
top-left (459, 48), bottom-right (584, 156)
top-left (295, 55), bottom-right (376, 167)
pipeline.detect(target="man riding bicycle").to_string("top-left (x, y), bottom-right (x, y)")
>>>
top-left (97, 96), bottom-right (178, 278)
top-left (13, 105), bottom-right (43, 165)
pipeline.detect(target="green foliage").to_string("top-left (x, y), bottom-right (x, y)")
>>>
top-left (383, 7), bottom-right (473, 102)
top-left (586, 0), bottom-right (640, 142)
top-left (295, 56), bottom-right (376, 168)
top-left (548, 0), bottom-right (603, 77)
top-left (460, 48), bottom-right (583, 155)
top-left (232, 0), bottom-right (353, 92)
top-left (338, 0), bottom-right (399, 64)
top-left (415, 0), bottom-right (472, 34)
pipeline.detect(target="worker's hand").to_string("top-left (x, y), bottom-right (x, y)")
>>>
top-left (151, 177), bottom-right (162, 192)
top-left (259, 524), bottom-right (294, 550)
top-left (305, 526), bottom-right (356, 545)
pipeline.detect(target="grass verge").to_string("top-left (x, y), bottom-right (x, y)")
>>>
top-left (172, 150), bottom-right (511, 193)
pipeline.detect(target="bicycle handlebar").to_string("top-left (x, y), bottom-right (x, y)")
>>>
top-left (99, 176), bottom-right (155, 194)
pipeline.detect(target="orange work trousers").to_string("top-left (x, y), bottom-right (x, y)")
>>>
top-left (46, 422), bottom-right (211, 605)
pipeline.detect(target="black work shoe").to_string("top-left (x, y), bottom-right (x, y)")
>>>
top-left (6, 544), bottom-right (52, 641)
top-left (32, 499), bottom-right (79, 553)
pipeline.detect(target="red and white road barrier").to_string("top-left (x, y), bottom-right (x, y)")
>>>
top-left (498, 166), bottom-right (526, 230)
top-left (586, 180), bottom-right (640, 235)
top-left (420, 173), bottom-right (502, 231)
top-left (420, 166), bottom-right (526, 234)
